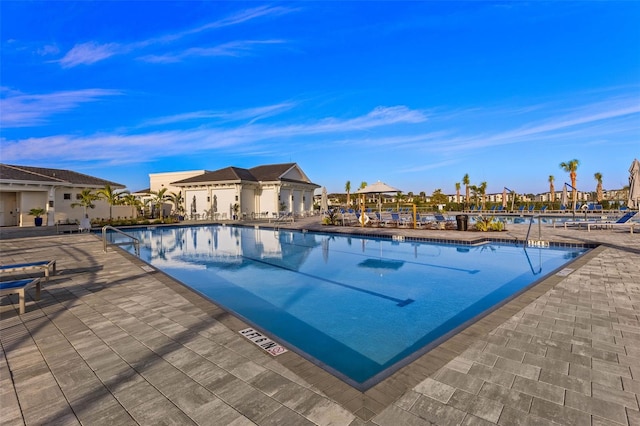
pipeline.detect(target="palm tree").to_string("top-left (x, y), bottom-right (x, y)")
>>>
top-left (559, 159), bottom-right (579, 210)
top-left (167, 191), bottom-right (184, 216)
top-left (149, 188), bottom-right (169, 220)
top-left (455, 182), bottom-right (461, 204)
top-left (478, 181), bottom-right (487, 210)
top-left (97, 184), bottom-right (129, 221)
top-left (345, 181), bottom-right (351, 207)
top-left (462, 174), bottom-right (470, 206)
top-left (396, 191), bottom-right (404, 211)
top-left (357, 181), bottom-right (367, 209)
top-left (71, 189), bottom-right (99, 217)
top-left (121, 194), bottom-right (143, 217)
top-left (594, 172), bottom-right (603, 203)
top-left (548, 175), bottom-right (555, 203)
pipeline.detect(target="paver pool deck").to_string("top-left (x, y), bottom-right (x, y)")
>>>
top-left (1, 217), bottom-right (639, 425)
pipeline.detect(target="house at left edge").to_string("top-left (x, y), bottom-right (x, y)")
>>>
top-left (0, 164), bottom-right (131, 227)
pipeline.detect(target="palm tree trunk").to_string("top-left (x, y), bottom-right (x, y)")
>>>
top-left (571, 172), bottom-right (577, 209)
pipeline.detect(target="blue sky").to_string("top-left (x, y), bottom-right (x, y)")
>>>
top-left (1, 1), bottom-right (639, 196)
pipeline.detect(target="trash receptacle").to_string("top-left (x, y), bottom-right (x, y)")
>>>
top-left (456, 214), bottom-right (468, 231)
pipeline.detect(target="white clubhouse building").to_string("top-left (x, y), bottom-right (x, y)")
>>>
top-left (146, 163), bottom-right (320, 219)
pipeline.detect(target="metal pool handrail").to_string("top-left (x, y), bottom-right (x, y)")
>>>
top-left (102, 226), bottom-right (140, 256)
top-left (525, 215), bottom-right (545, 247)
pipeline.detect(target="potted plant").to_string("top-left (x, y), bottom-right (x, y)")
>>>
top-left (29, 208), bottom-right (46, 226)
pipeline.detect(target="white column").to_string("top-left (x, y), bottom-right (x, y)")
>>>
top-left (47, 186), bottom-right (56, 226)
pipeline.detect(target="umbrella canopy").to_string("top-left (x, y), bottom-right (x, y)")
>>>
top-left (356, 181), bottom-right (401, 194)
top-left (629, 158), bottom-right (640, 209)
top-left (356, 180), bottom-right (402, 216)
top-left (560, 184), bottom-right (568, 208)
top-left (320, 187), bottom-right (328, 213)
top-left (191, 195), bottom-right (197, 214)
top-left (502, 188), bottom-right (507, 208)
top-left (212, 194), bottom-right (218, 213)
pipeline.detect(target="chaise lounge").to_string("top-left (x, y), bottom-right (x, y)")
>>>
top-left (564, 211), bottom-right (637, 233)
top-left (586, 211), bottom-right (638, 233)
top-left (0, 278), bottom-right (41, 314)
top-left (0, 260), bottom-right (57, 282)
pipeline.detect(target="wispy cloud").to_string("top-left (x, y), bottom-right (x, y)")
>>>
top-left (426, 95), bottom-right (640, 153)
top-left (57, 6), bottom-right (295, 67)
top-left (3, 95), bottom-right (637, 173)
top-left (0, 88), bottom-right (122, 127)
top-left (1, 105), bottom-right (427, 164)
top-left (58, 42), bottom-right (126, 68)
top-left (141, 102), bottom-right (297, 127)
top-left (139, 40), bottom-right (286, 63)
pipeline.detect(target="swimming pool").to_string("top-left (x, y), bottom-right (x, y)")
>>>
top-left (107, 225), bottom-right (587, 389)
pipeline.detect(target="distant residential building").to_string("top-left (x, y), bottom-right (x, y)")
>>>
top-left (0, 164), bottom-right (127, 227)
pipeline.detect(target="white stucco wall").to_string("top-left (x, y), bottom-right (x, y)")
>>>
top-left (185, 189), bottom-right (209, 219)
top-left (149, 170), bottom-right (204, 193)
top-left (212, 188), bottom-right (235, 219)
top-left (240, 188), bottom-right (255, 217)
top-left (259, 188), bottom-right (277, 216)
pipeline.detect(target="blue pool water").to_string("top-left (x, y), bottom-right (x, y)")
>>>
top-left (107, 225), bottom-right (586, 389)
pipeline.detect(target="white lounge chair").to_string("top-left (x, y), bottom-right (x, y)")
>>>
top-left (0, 278), bottom-right (41, 314)
top-left (586, 211), bottom-right (638, 233)
top-left (564, 211), bottom-right (637, 233)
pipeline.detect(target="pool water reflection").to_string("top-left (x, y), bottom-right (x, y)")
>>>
top-left (108, 225), bottom-right (587, 389)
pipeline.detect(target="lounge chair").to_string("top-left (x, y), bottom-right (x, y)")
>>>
top-left (0, 278), bottom-right (41, 314)
top-left (379, 212), bottom-right (394, 227)
top-left (0, 260), bottom-right (56, 282)
top-left (79, 216), bottom-right (92, 232)
top-left (586, 211), bottom-right (638, 233)
top-left (434, 214), bottom-right (455, 228)
top-left (564, 211), bottom-right (637, 232)
top-left (391, 213), bottom-right (408, 227)
top-left (369, 212), bottom-right (381, 227)
top-left (340, 210), bottom-right (357, 226)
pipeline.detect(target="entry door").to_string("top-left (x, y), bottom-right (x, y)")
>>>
top-left (0, 192), bottom-right (18, 226)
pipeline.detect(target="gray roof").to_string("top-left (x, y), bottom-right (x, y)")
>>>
top-left (172, 163), bottom-right (318, 187)
top-left (0, 164), bottom-right (125, 188)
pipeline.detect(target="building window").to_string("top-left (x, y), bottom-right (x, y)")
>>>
top-left (76, 194), bottom-right (83, 200)
top-left (63, 193), bottom-right (71, 200)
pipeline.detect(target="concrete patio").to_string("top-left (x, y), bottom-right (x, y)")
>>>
top-left (1, 217), bottom-right (639, 425)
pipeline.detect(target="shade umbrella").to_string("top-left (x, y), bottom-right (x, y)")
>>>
top-left (191, 195), bottom-right (196, 216)
top-left (356, 181), bottom-right (401, 219)
top-left (502, 188), bottom-right (507, 209)
top-left (320, 187), bottom-right (328, 213)
top-left (560, 184), bottom-right (568, 209)
top-left (629, 158), bottom-right (640, 209)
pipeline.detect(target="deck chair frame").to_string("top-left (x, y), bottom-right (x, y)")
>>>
top-left (0, 260), bottom-right (56, 282)
top-left (0, 278), bottom-right (41, 314)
